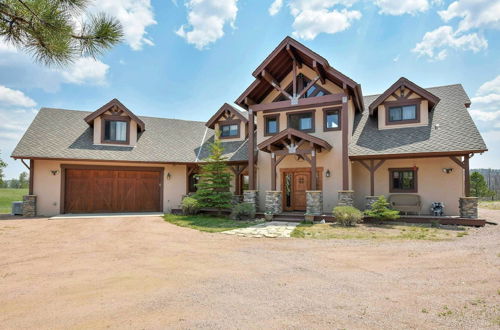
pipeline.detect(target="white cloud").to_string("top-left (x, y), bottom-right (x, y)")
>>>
top-left (412, 25), bottom-right (487, 60)
top-left (0, 86), bottom-right (36, 108)
top-left (469, 109), bottom-right (500, 121)
top-left (269, 0), bottom-right (284, 16)
top-left (477, 75), bottom-right (500, 96)
top-left (59, 58), bottom-right (110, 86)
top-left (276, 0), bottom-right (361, 40)
top-left (374, 0), bottom-right (429, 15)
top-left (88, 0), bottom-right (157, 50)
top-left (439, 0), bottom-right (500, 32)
top-left (176, 0), bottom-right (238, 50)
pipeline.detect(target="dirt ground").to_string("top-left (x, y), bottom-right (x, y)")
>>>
top-left (0, 211), bottom-right (499, 329)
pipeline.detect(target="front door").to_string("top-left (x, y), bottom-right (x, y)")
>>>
top-left (281, 168), bottom-right (322, 211)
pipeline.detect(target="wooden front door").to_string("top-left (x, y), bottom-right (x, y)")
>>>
top-left (63, 166), bottom-right (163, 214)
top-left (281, 168), bottom-right (322, 211)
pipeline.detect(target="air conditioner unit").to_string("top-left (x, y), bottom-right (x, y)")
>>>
top-left (11, 201), bottom-right (23, 215)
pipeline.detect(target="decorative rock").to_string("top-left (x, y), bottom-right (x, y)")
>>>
top-left (265, 191), bottom-right (282, 214)
top-left (338, 190), bottom-right (354, 207)
top-left (243, 190), bottom-right (259, 211)
top-left (365, 196), bottom-right (380, 210)
top-left (459, 197), bottom-right (478, 219)
top-left (306, 191), bottom-right (323, 215)
top-left (22, 195), bottom-right (37, 217)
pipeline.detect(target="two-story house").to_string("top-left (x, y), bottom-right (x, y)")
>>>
top-left (12, 37), bottom-right (487, 218)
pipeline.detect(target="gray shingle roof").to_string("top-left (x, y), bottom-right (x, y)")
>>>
top-left (350, 84), bottom-right (487, 157)
top-left (11, 108), bottom-right (248, 163)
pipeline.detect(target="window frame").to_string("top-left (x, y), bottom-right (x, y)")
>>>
top-left (101, 115), bottom-right (130, 145)
top-left (286, 110), bottom-right (316, 133)
top-left (389, 167), bottom-right (418, 193)
top-left (264, 114), bottom-right (280, 136)
top-left (385, 100), bottom-right (420, 125)
top-left (323, 107), bottom-right (341, 132)
top-left (219, 120), bottom-right (241, 139)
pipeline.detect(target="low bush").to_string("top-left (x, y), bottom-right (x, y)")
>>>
top-left (181, 196), bottom-right (200, 215)
top-left (230, 202), bottom-right (255, 220)
top-left (364, 196), bottom-right (400, 221)
top-left (333, 206), bottom-right (363, 227)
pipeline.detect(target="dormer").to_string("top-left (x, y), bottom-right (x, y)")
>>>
top-left (84, 99), bottom-right (145, 146)
top-left (369, 77), bottom-right (440, 130)
top-left (206, 103), bottom-right (249, 140)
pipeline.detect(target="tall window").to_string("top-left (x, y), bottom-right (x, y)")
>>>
top-left (220, 124), bottom-right (239, 138)
top-left (188, 173), bottom-right (199, 193)
top-left (288, 111), bottom-right (314, 132)
top-left (323, 108), bottom-right (340, 131)
top-left (264, 115), bottom-right (279, 135)
top-left (388, 104), bottom-right (417, 123)
top-left (104, 120), bottom-right (128, 142)
top-left (390, 168), bottom-right (417, 193)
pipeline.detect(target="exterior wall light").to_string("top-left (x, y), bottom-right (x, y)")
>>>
top-left (166, 172), bottom-right (172, 180)
top-left (442, 168), bottom-right (453, 174)
top-left (325, 169), bottom-right (331, 177)
top-left (50, 170), bottom-right (59, 176)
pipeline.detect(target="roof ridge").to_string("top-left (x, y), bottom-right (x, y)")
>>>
top-left (363, 83), bottom-right (463, 98)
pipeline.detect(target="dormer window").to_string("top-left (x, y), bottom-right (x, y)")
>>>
top-left (264, 114), bottom-right (279, 136)
top-left (387, 103), bottom-right (419, 125)
top-left (102, 116), bottom-right (129, 144)
top-left (220, 123), bottom-right (239, 138)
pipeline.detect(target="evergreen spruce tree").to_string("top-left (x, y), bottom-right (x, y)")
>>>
top-left (364, 195), bottom-right (400, 221)
top-left (194, 131), bottom-right (232, 215)
top-left (0, 0), bottom-right (123, 66)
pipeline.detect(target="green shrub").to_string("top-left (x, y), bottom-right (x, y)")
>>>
top-left (181, 197), bottom-right (200, 215)
top-left (231, 202), bottom-right (255, 220)
top-left (333, 206), bottom-right (363, 227)
top-left (364, 196), bottom-right (400, 221)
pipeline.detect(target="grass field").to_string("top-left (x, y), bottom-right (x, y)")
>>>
top-left (0, 188), bottom-right (28, 214)
top-left (479, 201), bottom-right (500, 210)
top-left (164, 214), bottom-right (259, 233)
top-left (291, 222), bottom-right (468, 240)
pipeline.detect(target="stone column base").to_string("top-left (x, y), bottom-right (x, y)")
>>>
top-left (306, 191), bottom-right (323, 215)
top-left (365, 196), bottom-right (379, 210)
top-left (265, 191), bottom-right (282, 214)
top-left (243, 190), bottom-right (259, 212)
top-left (22, 195), bottom-right (37, 217)
top-left (459, 197), bottom-right (478, 219)
top-left (338, 190), bottom-right (354, 207)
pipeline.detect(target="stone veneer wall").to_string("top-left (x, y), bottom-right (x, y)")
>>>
top-left (365, 196), bottom-right (379, 210)
top-left (22, 195), bottom-right (37, 217)
top-left (306, 191), bottom-right (323, 215)
top-left (337, 191), bottom-right (354, 207)
top-left (459, 197), bottom-right (478, 219)
top-left (243, 190), bottom-right (259, 211)
top-left (265, 191), bottom-right (282, 214)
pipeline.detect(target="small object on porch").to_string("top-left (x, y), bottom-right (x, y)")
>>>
top-left (388, 194), bottom-right (421, 215)
top-left (264, 212), bottom-right (274, 221)
top-left (318, 219), bottom-right (326, 224)
top-left (11, 201), bottom-right (23, 215)
top-left (430, 202), bottom-right (445, 216)
top-left (304, 213), bottom-right (315, 223)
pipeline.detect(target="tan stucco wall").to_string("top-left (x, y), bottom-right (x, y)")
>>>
top-left (352, 157), bottom-right (464, 215)
top-left (92, 114), bottom-right (138, 146)
top-left (378, 88), bottom-right (429, 130)
top-left (32, 159), bottom-right (188, 216)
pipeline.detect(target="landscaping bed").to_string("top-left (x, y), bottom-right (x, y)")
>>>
top-left (291, 222), bottom-right (469, 240)
top-left (163, 214), bottom-right (258, 233)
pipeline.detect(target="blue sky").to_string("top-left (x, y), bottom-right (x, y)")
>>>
top-left (1, 0), bottom-right (499, 179)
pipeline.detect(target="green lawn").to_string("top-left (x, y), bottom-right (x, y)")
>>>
top-left (291, 222), bottom-right (467, 241)
top-left (0, 188), bottom-right (28, 214)
top-left (479, 201), bottom-right (500, 210)
top-left (163, 214), bottom-right (260, 233)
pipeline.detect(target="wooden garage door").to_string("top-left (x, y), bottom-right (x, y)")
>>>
top-left (63, 166), bottom-right (162, 213)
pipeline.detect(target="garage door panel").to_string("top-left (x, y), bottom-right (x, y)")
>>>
top-left (64, 167), bottom-right (162, 213)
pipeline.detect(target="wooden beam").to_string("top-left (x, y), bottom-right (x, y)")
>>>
top-left (292, 60), bottom-right (297, 98)
top-left (464, 154), bottom-right (470, 197)
top-left (449, 156), bottom-right (465, 169)
top-left (20, 159), bottom-right (30, 170)
top-left (29, 159), bottom-right (34, 195)
top-left (356, 159), bottom-right (385, 196)
top-left (261, 70), bottom-right (293, 100)
top-left (271, 152), bottom-right (277, 191)
top-left (311, 147), bottom-right (317, 190)
top-left (248, 109), bottom-right (255, 190)
top-left (312, 61), bottom-right (325, 84)
top-left (286, 44), bottom-right (302, 68)
top-left (251, 93), bottom-right (343, 112)
top-left (341, 92), bottom-right (349, 190)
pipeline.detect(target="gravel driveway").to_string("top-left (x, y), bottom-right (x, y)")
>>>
top-left (0, 210), bottom-right (499, 329)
